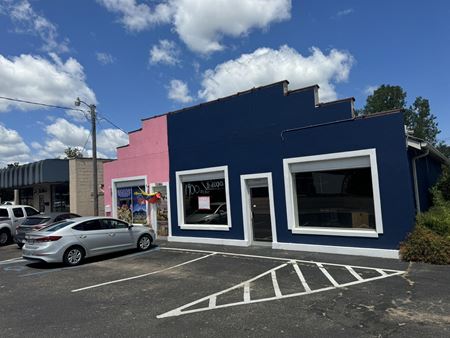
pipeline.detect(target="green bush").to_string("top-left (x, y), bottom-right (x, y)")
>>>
top-left (400, 226), bottom-right (450, 264)
top-left (434, 165), bottom-right (450, 201)
top-left (416, 202), bottom-right (450, 238)
top-left (401, 165), bottom-right (450, 264)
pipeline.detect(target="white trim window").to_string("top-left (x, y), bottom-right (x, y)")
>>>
top-left (283, 149), bottom-right (383, 238)
top-left (176, 166), bottom-right (232, 231)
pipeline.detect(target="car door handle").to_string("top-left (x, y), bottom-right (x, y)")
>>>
top-left (79, 235), bottom-right (87, 239)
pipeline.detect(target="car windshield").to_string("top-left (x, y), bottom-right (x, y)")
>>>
top-left (22, 217), bottom-right (50, 226)
top-left (40, 220), bottom-right (74, 232)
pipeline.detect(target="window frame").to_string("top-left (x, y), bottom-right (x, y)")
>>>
top-left (176, 165), bottom-right (232, 231)
top-left (283, 149), bottom-right (383, 238)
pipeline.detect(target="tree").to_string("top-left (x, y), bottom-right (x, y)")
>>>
top-left (64, 147), bottom-right (84, 159)
top-left (407, 97), bottom-right (439, 145)
top-left (361, 85), bottom-right (441, 145)
top-left (363, 85), bottom-right (407, 114)
top-left (437, 143), bottom-right (450, 159)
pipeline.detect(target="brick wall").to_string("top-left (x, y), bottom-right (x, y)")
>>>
top-left (70, 158), bottom-right (109, 216)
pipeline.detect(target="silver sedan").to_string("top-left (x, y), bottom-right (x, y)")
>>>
top-left (22, 216), bottom-right (155, 266)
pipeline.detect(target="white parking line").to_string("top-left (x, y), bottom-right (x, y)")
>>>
top-left (71, 252), bottom-right (216, 293)
top-left (160, 247), bottom-right (404, 273)
top-left (157, 260), bottom-right (405, 319)
top-left (0, 257), bottom-right (25, 265)
top-left (271, 270), bottom-right (282, 297)
top-left (316, 263), bottom-right (340, 287)
top-left (292, 262), bottom-right (311, 292)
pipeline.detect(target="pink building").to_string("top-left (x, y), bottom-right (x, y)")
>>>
top-left (103, 115), bottom-right (170, 236)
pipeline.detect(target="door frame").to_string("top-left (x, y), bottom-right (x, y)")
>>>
top-left (149, 181), bottom-right (170, 238)
top-left (240, 172), bottom-right (277, 244)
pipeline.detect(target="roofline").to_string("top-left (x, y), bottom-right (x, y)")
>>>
top-left (316, 97), bottom-right (355, 107)
top-left (357, 108), bottom-right (403, 119)
top-left (406, 135), bottom-right (450, 165)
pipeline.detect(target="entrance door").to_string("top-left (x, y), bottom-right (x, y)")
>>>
top-left (250, 186), bottom-right (272, 242)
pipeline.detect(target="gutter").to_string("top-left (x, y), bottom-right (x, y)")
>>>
top-left (411, 146), bottom-right (430, 214)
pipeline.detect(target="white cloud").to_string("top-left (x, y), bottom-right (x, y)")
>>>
top-left (1, 0), bottom-right (69, 53)
top-left (198, 45), bottom-right (354, 102)
top-left (168, 79), bottom-right (193, 103)
top-left (336, 8), bottom-right (354, 17)
top-left (37, 118), bottom-right (128, 159)
top-left (364, 85), bottom-right (379, 96)
top-left (0, 53), bottom-right (96, 112)
top-left (98, 0), bottom-right (292, 54)
top-left (96, 52), bottom-right (115, 65)
top-left (0, 124), bottom-right (31, 167)
top-left (97, 0), bottom-right (173, 31)
top-left (149, 40), bottom-right (179, 65)
top-left (97, 128), bottom-right (129, 156)
top-left (171, 0), bottom-right (291, 54)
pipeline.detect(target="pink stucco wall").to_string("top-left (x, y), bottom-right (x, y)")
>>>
top-left (103, 114), bottom-right (169, 210)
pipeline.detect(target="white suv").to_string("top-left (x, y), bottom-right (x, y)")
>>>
top-left (0, 205), bottom-right (40, 246)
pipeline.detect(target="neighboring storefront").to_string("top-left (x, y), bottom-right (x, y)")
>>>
top-left (0, 158), bottom-right (108, 215)
top-left (103, 115), bottom-right (169, 237)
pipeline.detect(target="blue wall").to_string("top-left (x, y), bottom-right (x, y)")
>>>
top-left (167, 82), bottom-right (417, 249)
top-left (408, 150), bottom-right (443, 212)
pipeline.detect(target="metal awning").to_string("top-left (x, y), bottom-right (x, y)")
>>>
top-left (0, 159), bottom-right (69, 189)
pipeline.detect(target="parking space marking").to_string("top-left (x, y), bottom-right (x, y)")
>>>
top-left (346, 266), bottom-right (363, 281)
top-left (160, 247), bottom-right (404, 273)
top-left (292, 262), bottom-right (311, 292)
top-left (316, 263), bottom-right (340, 287)
top-left (157, 254), bottom-right (405, 319)
top-left (71, 252), bottom-right (217, 293)
top-left (271, 270), bottom-right (282, 297)
top-left (0, 257), bottom-right (25, 265)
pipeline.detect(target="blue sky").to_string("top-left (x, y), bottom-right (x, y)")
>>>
top-left (0, 0), bottom-right (449, 166)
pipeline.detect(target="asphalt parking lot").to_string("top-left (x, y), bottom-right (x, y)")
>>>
top-left (0, 241), bottom-right (449, 338)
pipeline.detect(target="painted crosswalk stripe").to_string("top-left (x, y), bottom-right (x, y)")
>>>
top-left (271, 271), bottom-right (282, 297)
top-left (316, 263), bottom-right (340, 287)
top-left (292, 262), bottom-right (312, 292)
top-left (346, 266), bottom-right (363, 281)
top-left (243, 283), bottom-right (251, 302)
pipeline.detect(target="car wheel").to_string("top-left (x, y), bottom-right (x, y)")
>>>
top-left (17, 243), bottom-right (24, 249)
top-left (137, 234), bottom-right (152, 251)
top-left (0, 229), bottom-right (11, 246)
top-left (63, 246), bottom-right (85, 266)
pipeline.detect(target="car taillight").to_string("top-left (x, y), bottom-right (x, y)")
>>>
top-left (36, 236), bottom-right (62, 242)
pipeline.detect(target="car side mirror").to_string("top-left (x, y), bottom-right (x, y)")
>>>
top-left (128, 224), bottom-right (133, 229)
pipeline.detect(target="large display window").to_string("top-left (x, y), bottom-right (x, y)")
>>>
top-left (176, 166), bottom-right (231, 231)
top-left (283, 149), bottom-right (383, 237)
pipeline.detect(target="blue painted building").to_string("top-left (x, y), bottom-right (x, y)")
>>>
top-left (166, 81), bottom-right (448, 258)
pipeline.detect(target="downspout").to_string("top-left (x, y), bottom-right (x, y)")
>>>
top-left (411, 148), bottom-right (429, 214)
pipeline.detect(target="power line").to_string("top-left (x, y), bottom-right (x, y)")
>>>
top-left (0, 95), bottom-right (87, 113)
top-left (96, 111), bottom-right (127, 134)
top-left (0, 94), bottom-right (128, 134)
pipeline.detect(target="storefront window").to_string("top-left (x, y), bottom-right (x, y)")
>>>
top-left (295, 168), bottom-right (375, 229)
top-left (51, 184), bottom-right (70, 212)
top-left (116, 185), bottom-right (148, 224)
top-left (19, 188), bottom-right (33, 206)
top-left (183, 179), bottom-right (228, 225)
top-left (176, 166), bottom-right (231, 230)
top-left (283, 149), bottom-right (383, 237)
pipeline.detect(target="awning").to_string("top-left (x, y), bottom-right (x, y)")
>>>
top-left (0, 159), bottom-right (69, 189)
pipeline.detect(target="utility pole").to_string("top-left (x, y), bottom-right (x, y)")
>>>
top-left (75, 97), bottom-right (99, 216)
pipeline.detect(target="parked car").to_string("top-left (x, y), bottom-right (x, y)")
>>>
top-left (22, 217), bottom-right (155, 266)
top-left (0, 205), bottom-right (40, 246)
top-left (15, 212), bottom-right (81, 248)
top-left (2, 201), bottom-right (15, 205)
